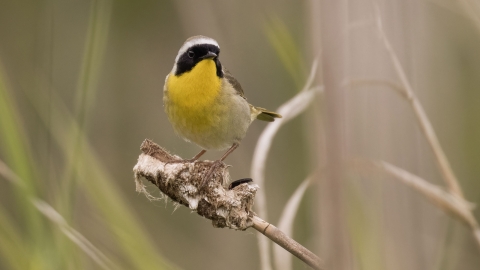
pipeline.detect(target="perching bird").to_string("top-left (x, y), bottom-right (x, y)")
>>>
top-left (163, 35), bottom-right (281, 186)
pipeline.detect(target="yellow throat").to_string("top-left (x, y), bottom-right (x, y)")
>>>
top-left (166, 59), bottom-right (222, 132)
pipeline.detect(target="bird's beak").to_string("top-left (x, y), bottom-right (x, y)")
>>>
top-left (201, 51), bottom-right (217, 60)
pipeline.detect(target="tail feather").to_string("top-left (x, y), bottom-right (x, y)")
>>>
top-left (254, 107), bottom-right (282, 122)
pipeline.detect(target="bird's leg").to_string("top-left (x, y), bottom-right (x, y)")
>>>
top-left (219, 143), bottom-right (239, 162)
top-left (200, 143), bottom-right (239, 189)
top-left (186, 149), bottom-right (207, 162)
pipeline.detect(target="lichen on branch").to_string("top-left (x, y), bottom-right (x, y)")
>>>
top-left (133, 139), bottom-right (258, 230)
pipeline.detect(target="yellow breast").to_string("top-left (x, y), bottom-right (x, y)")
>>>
top-left (165, 60), bottom-right (222, 134)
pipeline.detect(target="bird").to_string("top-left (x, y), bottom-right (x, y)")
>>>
top-left (163, 35), bottom-right (281, 187)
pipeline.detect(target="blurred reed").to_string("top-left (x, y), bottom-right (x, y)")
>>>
top-left (0, 1), bottom-right (174, 269)
top-left (251, 59), bottom-right (321, 270)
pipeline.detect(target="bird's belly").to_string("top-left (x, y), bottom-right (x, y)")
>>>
top-left (166, 94), bottom-right (251, 150)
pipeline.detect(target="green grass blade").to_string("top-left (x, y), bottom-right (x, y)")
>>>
top-left (0, 62), bottom-right (53, 268)
top-left (264, 16), bottom-right (306, 89)
top-left (0, 204), bottom-right (28, 270)
top-left (26, 88), bottom-right (177, 270)
top-left (61, 0), bottom-right (112, 218)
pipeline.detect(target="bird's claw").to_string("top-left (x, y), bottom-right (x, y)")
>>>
top-left (199, 160), bottom-right (223, 190)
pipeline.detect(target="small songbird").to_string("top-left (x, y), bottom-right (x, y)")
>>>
top-left (163, 35), bottom-right (281, 186)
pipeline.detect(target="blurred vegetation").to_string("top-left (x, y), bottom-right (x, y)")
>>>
top-left (264, 15), bottom-right (307, 88)
top-left (0, 0), bottom-right (480, 270)
top-left (0, 1), bottom-right (308, 269)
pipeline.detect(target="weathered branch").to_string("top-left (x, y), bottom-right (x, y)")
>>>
top-left (133, 139), bottom-right (323, 269)
top-left (251, 216), bottom-right (323, 270)
top-left (133, 139), bottom-right (256, 230)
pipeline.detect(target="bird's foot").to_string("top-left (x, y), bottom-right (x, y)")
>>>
top-left (199, 160), bottom-right (224, 190)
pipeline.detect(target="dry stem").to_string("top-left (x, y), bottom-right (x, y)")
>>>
top-left (134, 139), bottom-right (256, 230)
top-left (353, 159), bottom-right (480, 251)
top-left (374, 6), bottom-right (464, 198)
top-left (346, 7), bottom-right (480, 251)
top-left (251, 216), bottom-right (323, 270)
top-left (133, 139), bottom-right (323, 268)
top-left (251, 60), bottom-right (320, 270)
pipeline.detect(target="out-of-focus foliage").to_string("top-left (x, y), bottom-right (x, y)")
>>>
top-left (264, 16), bottom-right (307, 88)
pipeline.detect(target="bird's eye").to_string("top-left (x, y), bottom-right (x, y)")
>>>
top-left (187, 51), bottom-right (195, 58)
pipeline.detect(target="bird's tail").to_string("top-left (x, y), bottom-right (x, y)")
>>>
top-left (252, 106), bottom-right (282, 122)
